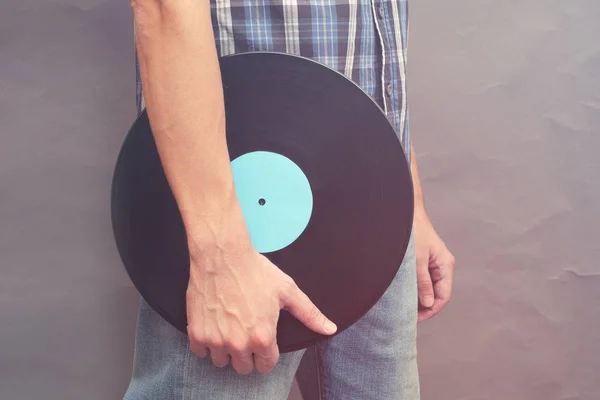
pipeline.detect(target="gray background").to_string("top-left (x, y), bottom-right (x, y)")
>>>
top-left (1, 0), bottom-right (598, 399)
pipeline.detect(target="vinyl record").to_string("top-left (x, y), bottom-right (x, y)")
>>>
top-left (111, 52), bottom-right (414, 353)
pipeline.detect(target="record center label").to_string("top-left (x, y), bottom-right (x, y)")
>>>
top-left (231, 151), bottom-right (313, 253)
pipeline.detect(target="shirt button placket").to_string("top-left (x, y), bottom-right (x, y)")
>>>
top-left (372, 0), bottom-right (388, 114)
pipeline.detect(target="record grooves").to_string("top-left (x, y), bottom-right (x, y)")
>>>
top-left (111, 52), bottom-right (414, 353)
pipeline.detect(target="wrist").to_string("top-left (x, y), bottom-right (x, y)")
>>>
top-left (413, 188), bottom-right (426, 215)
top-left (413, 197), bottom-right (428, 222)
top-left (185, 200), bottom-right (253, 265)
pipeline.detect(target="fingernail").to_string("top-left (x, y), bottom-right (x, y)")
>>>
top-left (423, 295), bottom-right (434, 308)
top-left (324, 320), bottom-right (337, 334)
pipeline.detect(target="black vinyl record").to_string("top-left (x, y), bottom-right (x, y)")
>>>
top-left (111, 52), bottom-right (414, 353)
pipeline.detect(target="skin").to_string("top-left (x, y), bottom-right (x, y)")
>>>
top-left (131, 0), bottom-right (453, 375)
top-left (410, 147), bottom-right (456, 323)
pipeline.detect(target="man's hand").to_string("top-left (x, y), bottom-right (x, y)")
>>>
top-left (414, 209), bottom-right (455, 322)
top-left (132, 0), bottom-right (336, 376)
top-left (409, 145), bottom-right (455, 322)
top-left (186, 233), bottom-right (337, 375)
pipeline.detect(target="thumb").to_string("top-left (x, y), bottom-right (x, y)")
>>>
top-left (417, 259), bottom-right (435, 308)
top-left (281, 283), bottom-right (337, 335)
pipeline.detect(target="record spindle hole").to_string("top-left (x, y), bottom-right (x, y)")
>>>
top-left (258, 198), bottom-right (266, 206)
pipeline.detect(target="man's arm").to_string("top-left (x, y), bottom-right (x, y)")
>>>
top-left (131, 0), bottom-right (336, 375)
top-left (132, 0), bottom-right (232, 244)
top-left (410, 146), bottom-right (425, 214)
top-left (410, 144), bottom-right (455, 322)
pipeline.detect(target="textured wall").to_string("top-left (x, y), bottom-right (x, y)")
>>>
top-left (0, 0), bottom-right (598, 399)
top-left (408, 1), bottom-right (600, 399)
top-left (0, 1), bottom-right (137, 398)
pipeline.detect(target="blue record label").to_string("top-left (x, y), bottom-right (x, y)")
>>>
top-left (231, 151), bottom-right (313, 253)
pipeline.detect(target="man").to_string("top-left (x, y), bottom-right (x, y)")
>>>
top-left (124, 0), bottom-right (455, 398)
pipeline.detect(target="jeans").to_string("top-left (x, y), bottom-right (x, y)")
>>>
top-left (123, 234), bottom-right (419, 400)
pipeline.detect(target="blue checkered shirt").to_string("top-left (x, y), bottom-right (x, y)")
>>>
top-left (136, 0), bottom-right (411, 161)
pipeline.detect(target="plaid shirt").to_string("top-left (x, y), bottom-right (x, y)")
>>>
top-left (136, 0), bottom-right (410, 161)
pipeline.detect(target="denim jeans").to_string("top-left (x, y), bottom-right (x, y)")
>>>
top-left (123, 233), bottom-right (419, 400)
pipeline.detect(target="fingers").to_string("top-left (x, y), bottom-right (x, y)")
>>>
top-left (440, 253), bottom-right (456, 298)
top-left (253, 343), bottom-right (280, 375)
top-left (281, 281), bottom-right (337, 336)
top-left (229, 330), bottom-right (277, 375)
top-left (433, 268), bottom-right (453, 302)
top-left (188, 327), bottom-right (282, 375)
top-left (191, 343), bottom-right (210, 358)
top-left (229, 350), bottom-right (254, 375)
top-left (417, 250), bottom-right (455, 323)
top-left (188, 330), bottom-right (231, 369)
top-left (417, 288), bottom-right (446, 322)
top-left (418, 305), bottom-right (437, 322)
top-left (430, 251), bottom-right (455, 305)
top-left (416, 256), bottom-right (435, 308)
top-left (206, 340), bottom-right (230, 368)
top-left (251, 326), bottom-right (278, 372)
top-left (188, 327), bottom-right (210, 358)
top-left (417, 286), bottom-right (449, 322)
